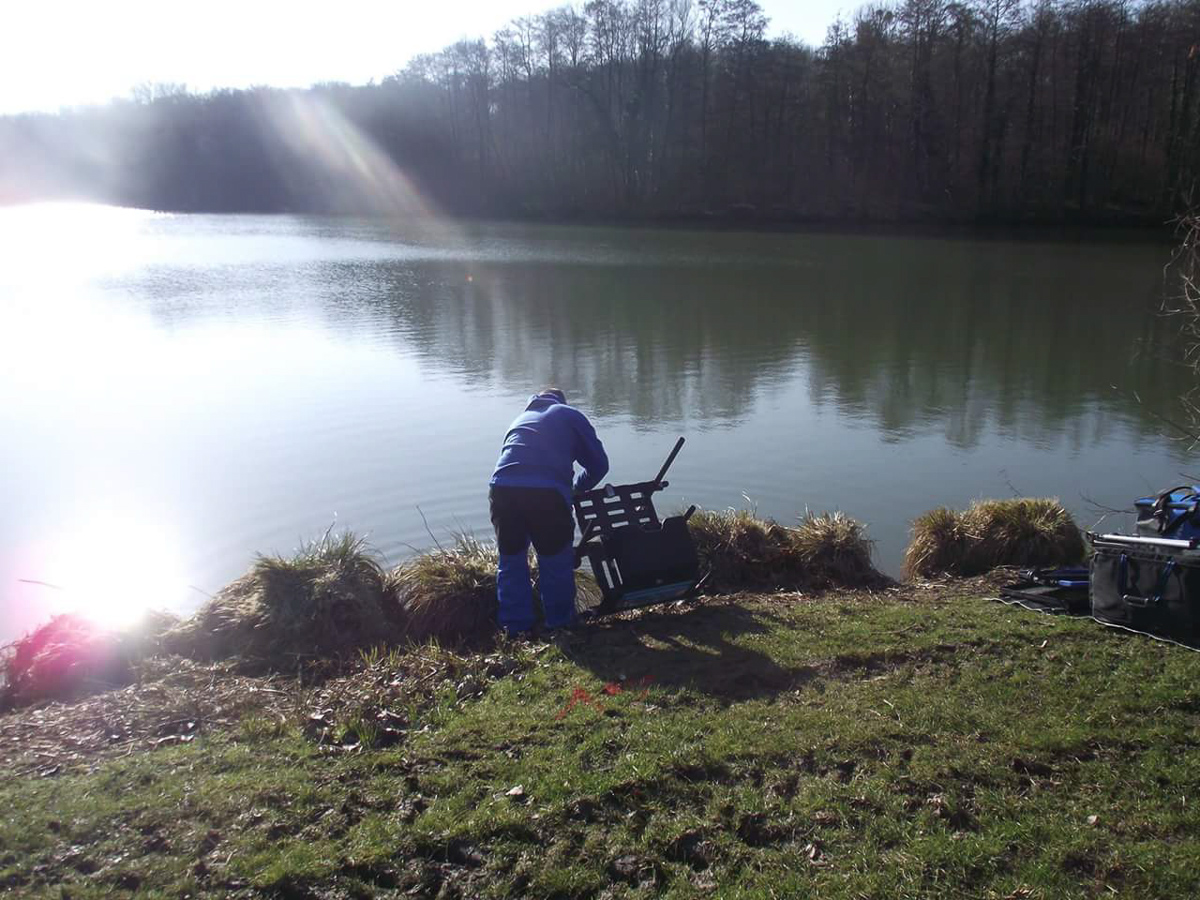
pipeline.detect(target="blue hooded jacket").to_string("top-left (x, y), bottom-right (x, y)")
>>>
top-left (490, 392), bottom-right (609, 502)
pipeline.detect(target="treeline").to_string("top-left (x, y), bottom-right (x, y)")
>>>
top-left (2, 0), bottom-right (1199, 224)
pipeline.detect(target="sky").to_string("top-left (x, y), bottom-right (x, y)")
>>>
top-left (1, 0), bottom-right (853, 115)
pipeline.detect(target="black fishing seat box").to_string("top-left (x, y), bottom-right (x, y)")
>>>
top-left (1087, 532), bottom-right (1200, 644)
top-left (573, 438), bottom-right (701, 615)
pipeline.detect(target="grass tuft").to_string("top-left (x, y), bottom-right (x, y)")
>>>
top-left (688, 508), bottom-right (805, 592)
top-left (902, 506), bottom-right (963, 578)
top-left (389, 534), bottom-right (604, 642)
top-left (388, 534), bottom-right (499, 646)
top-left (904, 498), bottom-right (1085, 578)
top-left (688, 508), bottom-right (886, 593)
top-left (793, 510), bottom-right (887, 588)
top-left (165, 530), bottom-right (401, 664)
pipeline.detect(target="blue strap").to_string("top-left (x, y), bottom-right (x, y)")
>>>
top-left (1120, 554), bottom-right (1176, 607)
top-left (1151, 559), bottom-right (1177, 606)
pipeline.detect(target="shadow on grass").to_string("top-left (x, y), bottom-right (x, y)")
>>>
top-left (566, 600), bottom-right (808, 702)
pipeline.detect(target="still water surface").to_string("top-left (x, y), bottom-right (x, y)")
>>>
top-left (1, 204), bottom-right (1193, 639)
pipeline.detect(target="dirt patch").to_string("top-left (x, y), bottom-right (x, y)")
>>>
top-left (666, 829), bottom-right (714, 871)
top-left (0, 657), bottom-right (287, 775)
top-left (0, 645), bottom-right (529, 775)
top-left (1011, 757), bottom-right (1055, 778)
top-left (608, 853), bottom-right (660, 888)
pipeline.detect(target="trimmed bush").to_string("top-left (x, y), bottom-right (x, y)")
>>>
top-left (904, 498), bottom-right (1085, 578)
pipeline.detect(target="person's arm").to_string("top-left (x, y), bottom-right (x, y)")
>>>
top-left (571, 412), bottom-right (609, 494)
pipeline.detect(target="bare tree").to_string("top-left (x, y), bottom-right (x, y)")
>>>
top-left (5, 0), bottom-right (1200, 223)
top-left (1166, 207), bottom-right (1200, 441)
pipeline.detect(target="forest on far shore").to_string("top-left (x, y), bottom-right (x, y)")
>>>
top-left (2, 0), bottom-right (1198, 226)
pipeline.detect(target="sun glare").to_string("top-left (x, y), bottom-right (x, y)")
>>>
top-left (22, 510), bottom-right (190, 630)
top-left (0, 202), bottom-right (159, 291)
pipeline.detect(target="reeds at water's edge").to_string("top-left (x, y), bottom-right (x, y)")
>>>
top-left (3, 499), bottom-right (1085, 709)
top-left (903, 498), bottom-right (1085, 579)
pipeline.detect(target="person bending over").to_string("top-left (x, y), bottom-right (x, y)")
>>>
top-left (488, 388), bottom-right (608, 636)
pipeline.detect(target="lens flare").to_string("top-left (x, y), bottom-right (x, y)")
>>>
top-left (0, 201), bottom-right (158, 290)
top-left (10, 510), bottom-right (189, 632)
top-left (266, 92), bottom-right (444, 220)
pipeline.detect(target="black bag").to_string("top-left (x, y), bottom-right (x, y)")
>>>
top-left (1089, 537), bottom-right (1200, 642)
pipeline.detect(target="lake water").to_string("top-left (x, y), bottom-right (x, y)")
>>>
top-left (1, 203), bottom-right (1194, 641)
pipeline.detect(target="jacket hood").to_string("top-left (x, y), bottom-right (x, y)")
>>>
top-left (526, 391), bottom-right (565, 411)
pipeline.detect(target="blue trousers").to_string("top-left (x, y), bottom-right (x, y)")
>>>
top-left (490, 486), bottom-right (576, 634)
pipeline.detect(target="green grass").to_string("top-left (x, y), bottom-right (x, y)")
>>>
top-left (3, 581), bottom-right (1199, 898)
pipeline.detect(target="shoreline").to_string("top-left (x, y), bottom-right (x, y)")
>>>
top-left (0, 500), bottom-right (1089, 711)
top-left (1, 195), bottom-right (1179, 244)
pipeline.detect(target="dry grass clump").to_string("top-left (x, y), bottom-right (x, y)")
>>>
top-left (794, 510), bottom-right (889, 588)
top-left (688, 508), bottom-right (885, 593)
top-left (688, 508), bottom-right (805, 592)
top-left (0, 611), bottom-right (178, 711)
top-left (904, 498), bottom-right (1085, 578)
top-left (166, 530), bottom-right (401, 664)
top-left (388, 534), bottom-right (499, 645)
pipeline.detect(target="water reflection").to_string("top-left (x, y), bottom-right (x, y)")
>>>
top-left (271, 226), bottom-right (1185, 449)
top-left (367, 260), bottom-right (812, 427)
